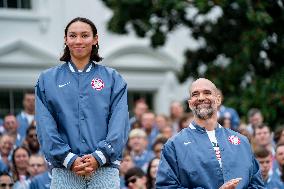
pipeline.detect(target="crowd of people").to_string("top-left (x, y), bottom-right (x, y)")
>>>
top-left (0, 85), bottom-right (283, 188)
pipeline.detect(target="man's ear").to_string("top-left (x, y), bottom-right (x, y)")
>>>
top-left (188, 99), bottom-right (193, 110)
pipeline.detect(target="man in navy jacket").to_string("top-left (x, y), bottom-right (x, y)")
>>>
top-left (156, 78), bottom-right (264, 189)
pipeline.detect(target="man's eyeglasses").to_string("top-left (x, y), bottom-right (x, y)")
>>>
top-left (126, 176), bottom-right (138, 186)
top-left (0, 183), bottom-right (13, 188)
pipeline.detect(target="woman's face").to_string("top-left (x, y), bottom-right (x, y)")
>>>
top-left (14, 149), bottom-right (29, 170)
top-left (65, 21), bottom-right (98, 61)
top-left (150, 158), bottom-right (160, 179)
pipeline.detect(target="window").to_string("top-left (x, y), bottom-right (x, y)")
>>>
top-left (0, 0), bottom-right (31, 9)
top-left (128, 90), bottom-right (154, 116)
top-left (0, 89), bottom-right (26, 119)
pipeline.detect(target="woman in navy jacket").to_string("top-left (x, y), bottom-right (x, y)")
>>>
top-left (156, 78), bottom-right (264, 189)
top-left (35, 17), bottom-right (129, 188)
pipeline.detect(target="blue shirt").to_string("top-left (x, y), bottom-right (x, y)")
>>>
top-left (156, 122), bottom-right (264, 189)
top-left (29, 171), bottom-right (51, 189)
top-left (35, 61), bottom-right (130, 169)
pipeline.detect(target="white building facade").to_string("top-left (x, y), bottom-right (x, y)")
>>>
top-left (0, 0), bottom-right (197, 117)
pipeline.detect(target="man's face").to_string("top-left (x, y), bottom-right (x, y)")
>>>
top-left (26, 129), bottom-right (40, 152)
top-left (276, 146), bottom-right (284, 166)
top-left (28, 156), bottom-right (46, 177)
top-left (3, 115), bottom-right (18, 134)
top-left (188, 79), bottom-right (220, 120)
top-left (141, 113), bottom-right (155, 130)
top-left (254, 127), bottom-right (271, 147)
top-left (0, 175), bottom-right (13, 189)
top-left (134, 102), bottom-right (148, 119)
top-left (23, 93), bottom-right (35, 114)
top-left (257, 155), bottom-right (271, 180)
top-left (249, 113), bottom-right (263, 127)
top-left (120, 155), bottom-right (134, 174)
top-left (170, 102), bottom-right (184, 119)
top-left (129, 136), bottom-right (147, 153)
top-left (126, 176), bottom-right (147, 189)
top-left (0, 135), bottom-right (14, 156)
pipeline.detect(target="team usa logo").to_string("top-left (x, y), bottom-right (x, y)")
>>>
top-left (91, 78), bottom-right (104, 91)
top-left (228, 135), bottom-right (241, 145)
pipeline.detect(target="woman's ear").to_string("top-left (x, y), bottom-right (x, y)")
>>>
top-left (93, 34), bottom-right (98, 45)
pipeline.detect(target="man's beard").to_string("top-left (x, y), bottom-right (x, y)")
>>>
top-left (192, 103), bottom-right (214, 120)
top-left (28, 141), bottom-right (40, 153)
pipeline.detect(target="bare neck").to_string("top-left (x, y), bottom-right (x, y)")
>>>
top-left (71, 57), bottom-right (90, 71)
top-left (193, 114), bottom-right (218, 131)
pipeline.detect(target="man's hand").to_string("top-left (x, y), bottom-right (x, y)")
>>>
top-left (219, 178), bottom-right (242, 189)
top-left (71, 157), bottom-right (90, 176)
top-left (81, 154), bottom-right (99, 176)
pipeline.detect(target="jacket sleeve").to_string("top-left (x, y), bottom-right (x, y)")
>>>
top-left (92, 73), bottom-right (130, 166)
top-left (35, 73), bottom-right (78, 168)
top-left (156, 141), bottom-right (197, 189)
top-left (248, 154), bottom-right (265, 189)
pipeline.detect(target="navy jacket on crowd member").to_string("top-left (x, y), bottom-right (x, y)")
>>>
top-left (0, 160), bottom-right (8, 174)
top-left (29, 171), bottom-right (51, 189)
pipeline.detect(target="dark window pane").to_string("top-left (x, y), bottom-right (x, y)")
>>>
top-left (14, 90), bottom-right (24, 115)
top-left (7, 0), bottom-right (17, 8)
top-left (0, 0), bottom-right (4, 8)
top-left (21, 0), bottom-right (31, 9)
top-left (0, 91), bottom-right (10, 118)
top-left (128, 91), bottom-right (154, 116)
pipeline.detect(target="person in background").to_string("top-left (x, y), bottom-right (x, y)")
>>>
top-left (12, 147), bottom-right (30, 189)
top-left (0, 134), bottom-right (14, 166)
top-left (178, 112), bottom-right (194, 132)
top-left (35, 17), bottom-right (129, 188)
top-left (155, 114), bottom-right (170, 132)
top-left (156, 78), bottom-right (264, 188)
top-left (253, 124), bottom-right (275, 156)
top-left (125, 167), bottom-right (147, 189)
top-left (141, 112), bottom-right (159, 151)
top-left (16, 91), bottom-right (35, 139)
top-left (169, 101), bottom-right (184, 134)
top-left (130, 99), bottom-right (148, 128)
top-left (152, 137), bottom-right (167, 159)
top-left (2, 115), bottom-right (23, 147)
top-left (119, 150), bottom-right (134, 189)
top-left (128, 129), bottom-right (154, 172)
top-left (255, 147), bottom-right (283, 189)
top-left (22, 126), bottom-right (40, 155)
top-left (0, 172), bottom-right (14, 189)
top-left (217, 89), bottom-right (240, 131)
top-left (247, 108), bottom-right (264, 135)
top-left (146, 157), bottom-right (160, 189)
top-left (274, 126), bottom-right (284, 145)
top-left (27, 155), bottom-right (47, 178)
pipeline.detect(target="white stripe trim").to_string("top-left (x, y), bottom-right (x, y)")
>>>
top-left (95, 150), bottom-right (106, 164)
top-left (112, 160), bottom-right (121, 166)
top-left (86, 64), bottom-right (92, 72)
top-left (68, 63), bottom-right (75, 72)
top-left (63, 152), bottom-right (76, 168)
top-left (189, 123), bottom-right (196, 129)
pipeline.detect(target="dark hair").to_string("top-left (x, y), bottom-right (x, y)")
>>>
top-left (26, 125), bottom-right (36, 137)
top-left (254, 147), bottom-right (270, 158)
top-left (60, 17), bottom-right (103, 62)
top-left (12, 146), bottom-right (30, 181)
top-left (274, 126), bottom-right (284, 144)
top-left (146, 157), bottom-right (160, 189)
top-left (253, 123), bottom-right (270, 136)
top-left (124, 167), bottom-right (145, 187)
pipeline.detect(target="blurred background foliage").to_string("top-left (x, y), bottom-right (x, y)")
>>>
top-left (101, 0), bottom-right (284, 129)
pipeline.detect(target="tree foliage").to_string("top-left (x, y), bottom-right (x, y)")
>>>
top-left (101, 0), bottom-right (284, 128)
